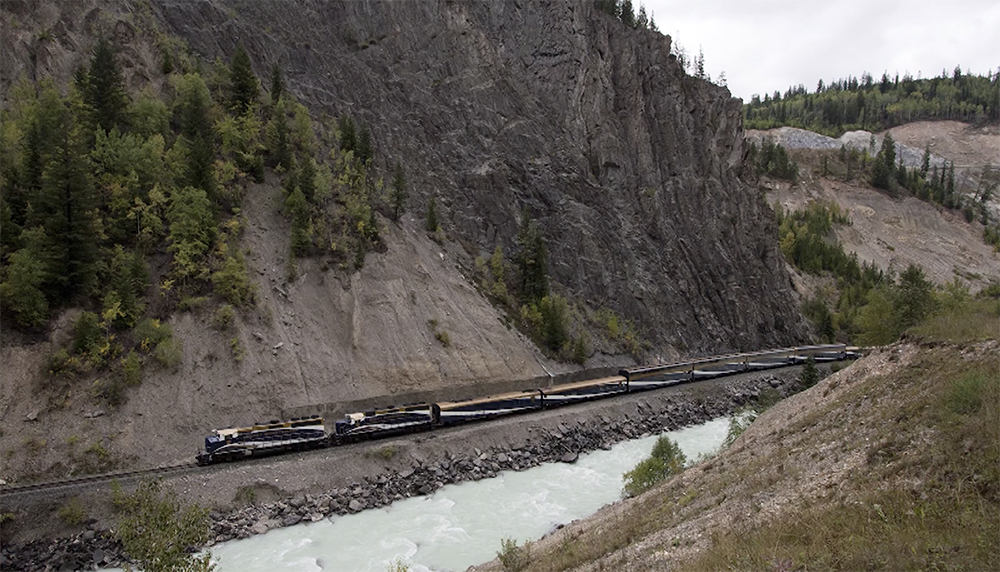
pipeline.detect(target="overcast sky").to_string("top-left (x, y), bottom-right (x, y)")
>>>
top-left (640, 0), bottom-right (1000, 102)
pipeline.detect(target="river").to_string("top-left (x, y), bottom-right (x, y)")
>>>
top-left (199, 416), bottom-right (732, 572)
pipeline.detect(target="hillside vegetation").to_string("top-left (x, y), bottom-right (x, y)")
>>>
top-left (744, 67), bottom-right (999, 136)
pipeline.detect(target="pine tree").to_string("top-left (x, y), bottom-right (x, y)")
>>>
top-left (269, 63), bottom-right (283, 104)
top-left (514, 216), bottom-right (548, 303)
top-left (920, 144), bottom-right (931, 176)
top-left (390, 161), bottom-right (407, 221)
top-left (35, 103), bottom-right (99, 303)
top-left (85, 37), bottom-right (129, 133)
top-left (338, 116), bottom-right (356, 153)
top-left (426, 196), bottom-right (439, 232)
top-left (357, 124), bottom-right (373, 165)
top-left (229, 43), bottom-right (258, 114)
top-left (297, 156), bottom-right (317, 203)
top-left (619, 0), bottom-right (635, 27)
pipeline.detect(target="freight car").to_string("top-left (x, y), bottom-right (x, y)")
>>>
top-left (197, 344), bottom-right (859, 463)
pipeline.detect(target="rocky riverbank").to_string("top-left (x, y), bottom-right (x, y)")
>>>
top-left (0, 370), bottom-right (810, 571)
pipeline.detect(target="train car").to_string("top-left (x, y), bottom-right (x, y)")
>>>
top-left (196, 416), bottom-right (326, 465)
top-left (541, 376), bottom-right (628, 407)
top-left (434, 389), bottom-right (544, 426)
top-left (333, 403), bottom-right (435, 443)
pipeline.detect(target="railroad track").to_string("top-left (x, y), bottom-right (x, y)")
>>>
top-left (0, 461), bottom-right (199, 498)
top-left (1, 344), bottom-right (860, 498)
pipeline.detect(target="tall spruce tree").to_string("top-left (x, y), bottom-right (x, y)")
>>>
top-left (229, 44), bottom-right (258, 114)
top-left (390, 161), bottom-right (407, 221)
top-left (36, 109), bottom-right (99, 303)
top-left (85, 37), bottom-right (129, 133)
top-left (514, 216), bottom-right (548, 303)
top-left (269, 63), bottom-right (283, 104)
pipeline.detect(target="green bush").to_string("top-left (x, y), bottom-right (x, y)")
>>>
top-left (212, 304), bottom-right (235, 330)
top-left (57, 497), bottom-right (87, 526)
top-left (153, 338), bottom-right (183, 369)
top-left (72, 312), bottom-right (103, 355)
top-left (135, 318), bottom-right (173, 351)
top-left (623, 436), bottom-right (687, 498)
top-left (122, 350), bottom-right (142, 386)
top-left (497, 537), bottom-right (530, 572)
top-left (211, 254), bottom-right (255, 307)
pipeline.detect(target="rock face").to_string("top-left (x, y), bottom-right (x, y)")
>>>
top-left (147, 0), bottom-right (806, 353)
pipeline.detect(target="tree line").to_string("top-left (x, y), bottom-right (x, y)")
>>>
top-left (744, 67), bottom-right (1000, 137)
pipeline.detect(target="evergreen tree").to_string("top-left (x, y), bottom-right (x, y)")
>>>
top-left (390, 161), bottom-right (408, 221)
top-left (799, 356), bottom-right (819, 388)
top-left (425, 196), bottom-right (439, 232)
top-left (635, 5), bottom-right (648, 29)
top-left (920, 144), bottom-right (931, 176)
top-left (229, 43), bottom-right (258, 114)
top-left (514, 216), bottom-right (548, 302)
top-left (269, 63), bottom-right (283, 104)
top-left (695, 47), bottom-right (705, 79)
top-left (619, 0), bottom-right (635, 27)
top-left (36, 108), bottom-right (99, 303)
top-left (271, 105), bottom-right (292, 171)
top-left (357, 124), bottom-right (373, 165)
top-left (297, 156), bottom-right (317, 203)
top-left (84, 37), bottom-right (129, 133)
top-left (338, 116), bottom-right (356, 153)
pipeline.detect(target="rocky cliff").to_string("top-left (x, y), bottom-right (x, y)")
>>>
top-left (148, 0), bottom-right (806, 353)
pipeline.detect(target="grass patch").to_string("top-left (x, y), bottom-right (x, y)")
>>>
top-left (908, 298), bottom-right (1000, 343)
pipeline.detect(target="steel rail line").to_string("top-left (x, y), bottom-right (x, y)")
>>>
top-left (1, 344), bottom-right (859, 497)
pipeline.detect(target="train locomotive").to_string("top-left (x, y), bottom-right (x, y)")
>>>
top-left (197, 344), bottom-right (859, 464)
top-left (196, 416), bottom-right (327, 465)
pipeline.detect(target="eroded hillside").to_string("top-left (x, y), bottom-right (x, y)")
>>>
top-left (756, 121), bottom-right (1000, 292)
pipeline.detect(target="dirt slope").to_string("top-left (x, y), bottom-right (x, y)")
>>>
top-left (473, 339), bottom-right (999, 571)
top-left (762, 121), bottom-right (1000, 291)
top-left (0, 178), bottom-right (559, 482)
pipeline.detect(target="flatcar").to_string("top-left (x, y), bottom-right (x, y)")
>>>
top-left (433, 389), bottom-right (544, 425)
top-left (196, 416), bottom-right (326, 465)
top-left (333, 403), bottom-right (435, 443)
top-left (540, 376), bottom-right (629, 407)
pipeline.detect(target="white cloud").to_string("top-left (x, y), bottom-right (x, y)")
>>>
top-left (640, 0), bottom-right (1000, 100)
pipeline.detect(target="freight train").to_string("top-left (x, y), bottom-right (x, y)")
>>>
top-left (196, 344), bottom-right (858, 464)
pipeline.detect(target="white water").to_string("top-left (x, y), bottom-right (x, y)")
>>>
top-left (202, 417), bottom-right (731, 572)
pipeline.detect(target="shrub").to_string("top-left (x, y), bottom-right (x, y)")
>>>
top-left (122, 350), bottom-right (142, 386)
top-left (497, 537), bottom-right (530, 572)
top-left (623, 436), bottom-right (687, 498)
top-left (91, 377), bottom-right (127, 408)
top-left (212, 304), bottom-right (235, 330)
top-left (212, 254), bottom-right (255, 307)
top-left (798, 356), bottom-right (820, 388)
top-left (435, 330), bottom-right (450, 347)
top-left (153, 337), bottom-right (183, 369)
top-left (72, 312), bottom-right (103, 355)
top-left (135, 318), bottom-right (173, 351)
top-left (230, 336), bottom-right (243, 361)
top-left (57, 497), bottom-right (87, 526)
